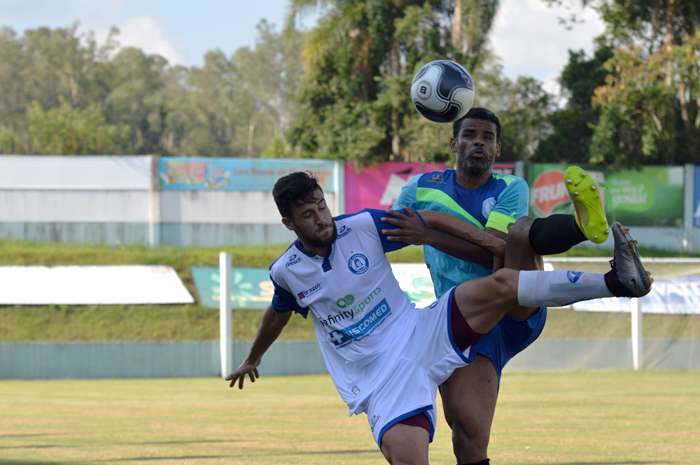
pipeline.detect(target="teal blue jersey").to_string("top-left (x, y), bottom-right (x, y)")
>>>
top-left (393, 169), bottom-right (530, 298)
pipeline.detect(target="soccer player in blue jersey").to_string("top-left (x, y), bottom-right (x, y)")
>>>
top-left (388, 107), bottom-right (611, 465)
top-left (226, 171), bottom-right (651, 465)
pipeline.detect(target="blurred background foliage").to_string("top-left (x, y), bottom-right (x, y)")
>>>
top-left (0, 0), bottom-right (698, 168)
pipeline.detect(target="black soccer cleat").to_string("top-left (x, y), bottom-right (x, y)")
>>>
top-left (608, 222), bottom-right (652, 297)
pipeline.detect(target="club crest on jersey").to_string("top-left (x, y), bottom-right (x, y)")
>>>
top-left (482, 197), bottom-right (496, 218)
top-left (336, 225), bottom-right (353, 239)
top-left (286, 254), bottom-right (301, 267)
top-left (348, 253), bottom-right (369, 274)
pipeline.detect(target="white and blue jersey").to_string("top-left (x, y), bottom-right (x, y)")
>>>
top-left (270, 209), bottom-right (418, 414)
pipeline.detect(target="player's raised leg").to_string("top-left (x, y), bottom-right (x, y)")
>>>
top-left (523, 166), bottom-right (609, 257)
top-left (452, 221), bottom-right (652, 337)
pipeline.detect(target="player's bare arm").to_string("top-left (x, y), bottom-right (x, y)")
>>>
top-left (226, 304), bottom-right (291, 389)
top-left (381, 207), bottom-right (505, 268)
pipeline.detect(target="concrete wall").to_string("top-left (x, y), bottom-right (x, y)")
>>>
top-left (1, 339), bottom-right (697, 380)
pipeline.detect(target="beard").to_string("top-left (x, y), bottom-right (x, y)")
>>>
top-left (458, 150), bottom-right (493, 176)
top-left (297, 221), bottom-right (337, 249)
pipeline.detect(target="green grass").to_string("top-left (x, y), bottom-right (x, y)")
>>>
top-left (0, 238), bottom-right (699, 342)
top-left (0, 371), bottom-right (698, 464)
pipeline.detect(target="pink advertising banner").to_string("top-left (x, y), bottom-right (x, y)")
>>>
top-left (345, 161), bottom-right (515, 212)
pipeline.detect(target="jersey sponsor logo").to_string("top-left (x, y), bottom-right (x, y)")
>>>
top-left (348, 253), bottom-right (369, 275)
top-left (297, 282), bottom-right (322, 300)
top-left (327, 298), bottom-right (392, 348)
top-left (336, 294), bottom-right (355, 308)
top-left (531, 169), bottom-right (573, 216)
top-left (482, 197), bottom-right (496, 218)
top-left (336, 225), bottom-right (353, 239)
top-left (285, 254), bottom-right (301, 267)
top-left (426, 173), bottom-right (445, 184)
top-left (567, 271), bottom-right (584, 283)
top-left (319, 309), bottom-right (355, 327)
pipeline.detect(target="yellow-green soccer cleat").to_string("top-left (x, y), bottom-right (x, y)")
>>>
top-left (564, 166), bottom-right (610, 244)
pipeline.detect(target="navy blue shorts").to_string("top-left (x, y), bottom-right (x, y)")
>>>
top-left (470, 307), bottom-right (547, 383)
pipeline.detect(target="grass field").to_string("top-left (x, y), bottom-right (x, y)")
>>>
top-left (1, 238), bottom-right (699, 342)
top-left (1, 371), bottom-right (699, 465)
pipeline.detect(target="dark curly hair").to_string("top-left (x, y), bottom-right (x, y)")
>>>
top-left (272, 171), bottom-right (323, 219)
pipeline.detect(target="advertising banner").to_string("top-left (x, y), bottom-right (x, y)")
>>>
top-left (345, 161), bottom-right (515, 212)
top-left (190, 263), bottom-right (437, 309)
top-left (528, 164), bottom-right (684, 227)
top-left (572, 274), bottom-right (700, 314)
top-left (190, 266), bottom-right (274, 309)
top-left (160, 158), bottom-right (337, 192)
top-left (0, 266), bottom-right (194, 305)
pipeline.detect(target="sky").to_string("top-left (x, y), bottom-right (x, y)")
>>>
top-left (0, 0), bottom-right (605, 96)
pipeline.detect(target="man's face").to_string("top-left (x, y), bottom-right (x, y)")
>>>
top-left (284, 189), bottom-right (337, 251)
top-left (450, 118), bottom-right (501, 176)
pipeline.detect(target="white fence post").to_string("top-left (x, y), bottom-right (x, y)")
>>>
top-left (631, 297), bottom-right (643, 370)
top-left (148, 155), bottom-right (161, 248)
top-left (220, 252), bottom-right (232, 378)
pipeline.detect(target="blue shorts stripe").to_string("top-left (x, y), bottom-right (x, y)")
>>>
top-left (377, 406), bottom-right (434, 449)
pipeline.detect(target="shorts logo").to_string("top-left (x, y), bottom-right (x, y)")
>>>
top-left (370, 415), bottom-right (381, 433)
top-left (336, 294), bottom-right (355, 308)
top-left (297, 282), bottom-right (322, 300)
top-left (352, 386), bottom-right (360, 395)
top-left (328, 298), bottom-right (392, 348)
top-left (348, 253), bottom-right (369, 275)
top-left (567, 271), bottom-right (584, 283)
top-left (286, 254), bottom-right (301, 267)
top-left (337, 225), bottom-right (353, 239)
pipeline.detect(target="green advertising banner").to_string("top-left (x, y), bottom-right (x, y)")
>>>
top-left (190, 264), bottom-right (439, 310)
top-left (190, 266), bottom-right (273, 310)
top-left (527, 164), bottom-right (684, 227)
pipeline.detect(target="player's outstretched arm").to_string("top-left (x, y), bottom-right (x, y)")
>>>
top-left (226, 304), bottom-right (292, 389)
top-left (381, 208), bottom-right (505, 268)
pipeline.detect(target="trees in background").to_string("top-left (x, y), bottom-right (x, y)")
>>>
top-left (589, 0), bottom-right (700, 166)
top-left (0, 21), bottom-right (304, 158)
top-left (1, 1), bottom-right (699, 167)
top-left (543, 0), bottom-right (700, 167)
top-left (286, 0), bottom-right (552, 165)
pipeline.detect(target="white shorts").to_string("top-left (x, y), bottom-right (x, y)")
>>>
top-left (364, 288), bottom-right (474, 448)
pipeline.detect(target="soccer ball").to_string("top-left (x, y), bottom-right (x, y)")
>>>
top-left (410, 60), bottom-right (475, 123)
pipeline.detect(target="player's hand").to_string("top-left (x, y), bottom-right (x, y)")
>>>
top-left (226, 359), bottom-right (260, 389)
top-left (381, 207), bottom-right (431, 246)
top-left (492, 239), bottom-right (506, 272)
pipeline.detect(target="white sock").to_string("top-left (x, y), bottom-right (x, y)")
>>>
top-left (517, 270), bottom-right (613, 308)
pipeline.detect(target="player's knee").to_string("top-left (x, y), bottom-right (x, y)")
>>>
top-left (490, 269), bottom-right (518, 296)
top-left (451, 420), bottom-right (489, 459)
top-left (507, 216), bottom-right (533, 249)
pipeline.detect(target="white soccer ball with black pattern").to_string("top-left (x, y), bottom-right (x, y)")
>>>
top-left (410, 60), bottom-right (475, 123)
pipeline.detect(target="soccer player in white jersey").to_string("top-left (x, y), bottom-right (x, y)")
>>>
top-left (226, 171), bottom-right (652, 465)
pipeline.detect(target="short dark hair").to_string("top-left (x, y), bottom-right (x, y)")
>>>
top-left (272, 171), bottom-right (323, 219)
top-left (452, 107), bottom-right (501, 142)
